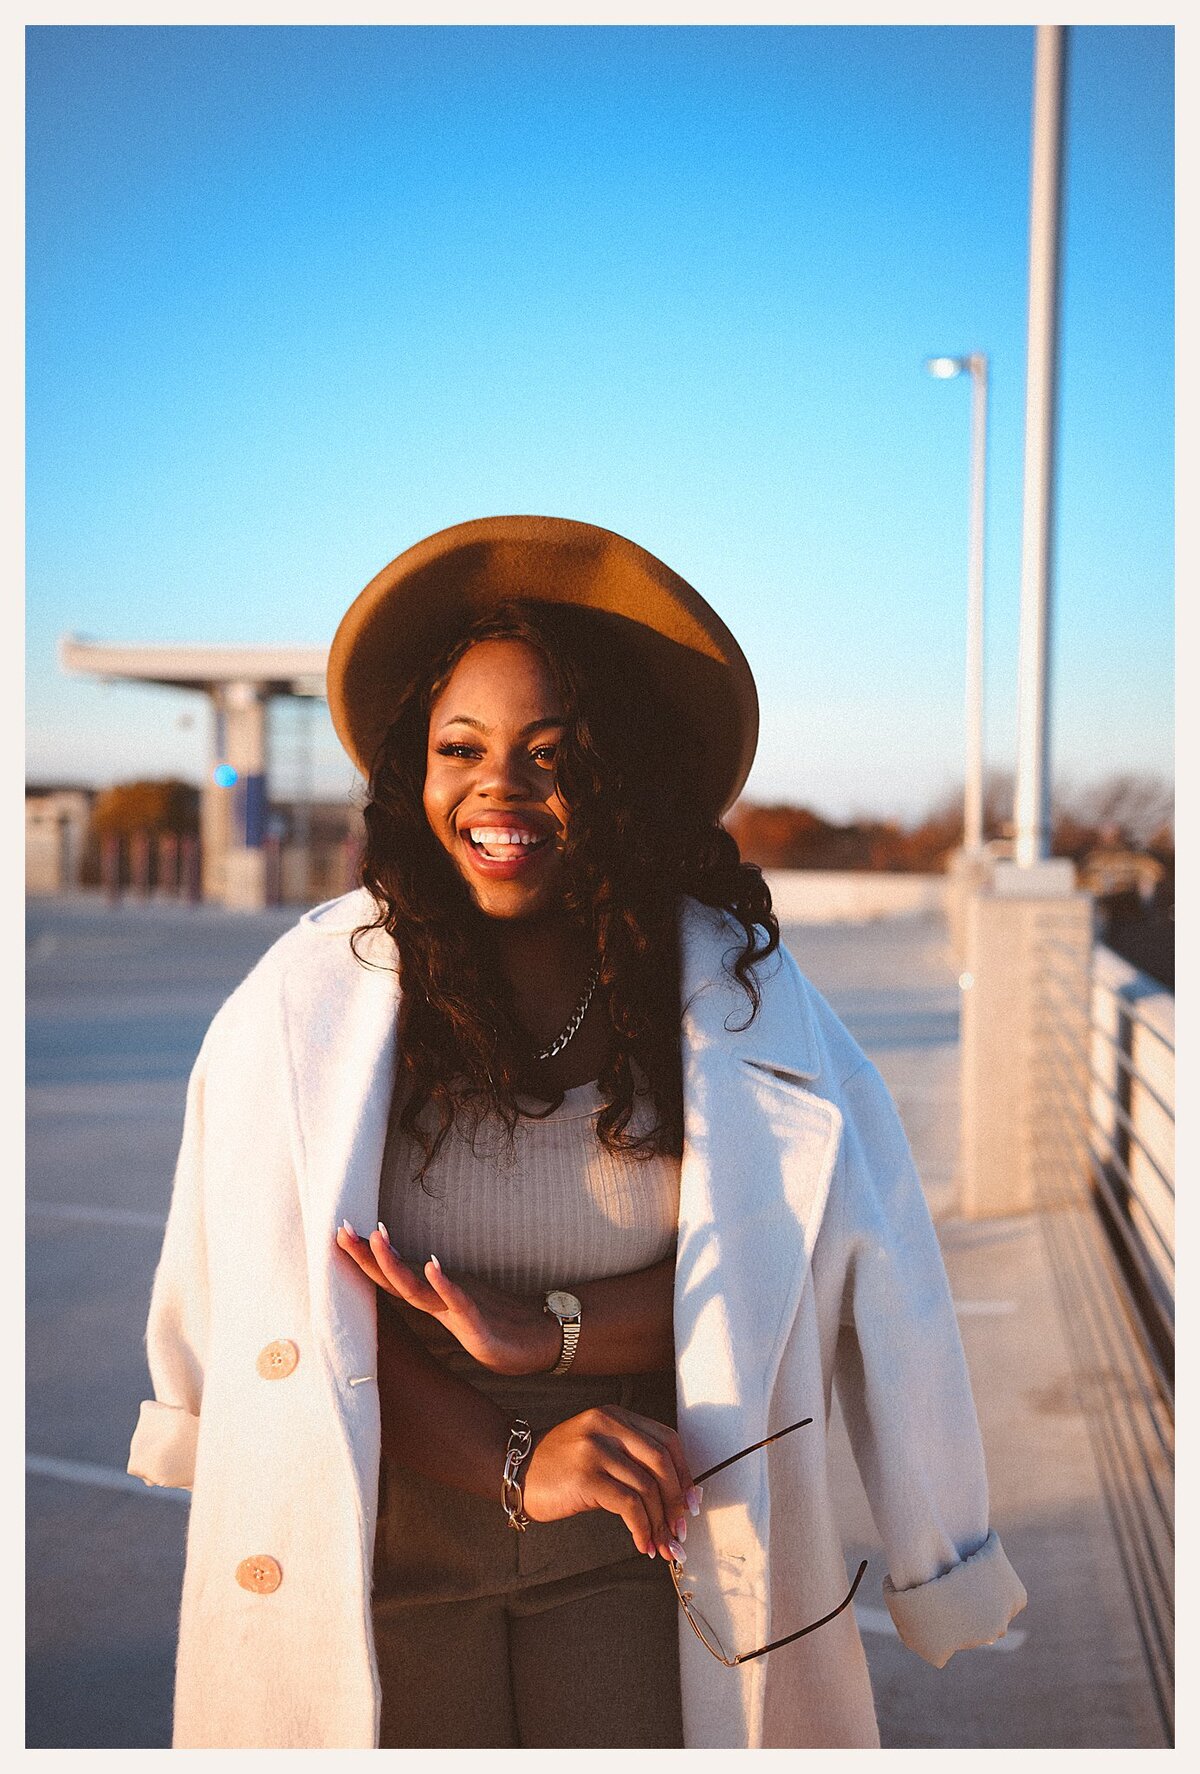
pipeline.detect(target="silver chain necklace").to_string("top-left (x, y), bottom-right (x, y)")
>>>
top-left (534, 963), bottom-right (601, 1062)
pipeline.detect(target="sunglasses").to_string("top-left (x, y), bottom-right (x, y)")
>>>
top-left (670, 1417), bottom-right (868, 1666)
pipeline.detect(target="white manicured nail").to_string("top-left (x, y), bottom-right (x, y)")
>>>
top-left (341, 1219), bottom-right (356, 1238)
top-left (429, 1253), bottom-right (442, 1271)
top-left (668, 1538), bottom-right (687, 1564)
top-left (377, 1220), bottom-right (390, 1242)
top-left (687, 1486), bottom-right (702, 1515)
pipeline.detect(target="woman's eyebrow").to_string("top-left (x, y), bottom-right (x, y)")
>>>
top-left (438, 714), bottom-right (567, 735)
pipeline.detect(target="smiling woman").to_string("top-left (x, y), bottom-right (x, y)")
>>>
top-left (128, 515), bottom-right (1025, 1750)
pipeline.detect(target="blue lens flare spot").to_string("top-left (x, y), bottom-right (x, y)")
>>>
top-left (213, 764), bottom-right (239, 788)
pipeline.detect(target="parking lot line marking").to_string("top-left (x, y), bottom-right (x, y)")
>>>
top-left (26, 1201), bottom-right (166, 1231)
top-left (26, 1453), bottom-right (189, 1500)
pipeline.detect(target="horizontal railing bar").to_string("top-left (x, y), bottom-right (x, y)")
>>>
top-left (1086, 1149), bottom-right (1175, 1309)
top-left (1047, 1137), bottom-right (1169, 1314)
top-left (1092, 996), bottom-right (1175, 1054)
top-left (1032, 1015), bottom-right (1175, 1198)
top-left (1036, 1127), bottom-right (1176, 1497)
top-left (1030, 1103), bottom-right (1176, 1344)
top-left (1035, 947), bottom-right (1175, 1052)
top-left (1041, 1150), bottom-right (1171, 1330)
top-left (1028, 1091), bottom-right (1176, 1341)
top-left (1031, 1089), bottom-right (1176, 1409)
top-left (1082, 1023), bottom-right (1175, 1124)
top-left (1085, 1123), bottom-right (1177, 1231)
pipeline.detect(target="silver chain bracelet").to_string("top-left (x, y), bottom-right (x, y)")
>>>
top-left (501, 1417), bottom-right (533, 1531)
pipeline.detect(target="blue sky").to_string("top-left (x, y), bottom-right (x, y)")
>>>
top-left (26, 24), bottom-right (1173, 821)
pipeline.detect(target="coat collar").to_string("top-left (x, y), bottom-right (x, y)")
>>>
top-left (677, 897), bottom-right (822, 1082)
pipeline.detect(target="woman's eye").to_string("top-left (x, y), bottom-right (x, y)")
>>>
top-left (531, 745), bottom-right (558, 764)
top-left (436, 743), bottom-right (480, 760)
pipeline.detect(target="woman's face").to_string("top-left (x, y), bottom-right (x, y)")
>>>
top-left (423, 638), bottom-right (571, 921)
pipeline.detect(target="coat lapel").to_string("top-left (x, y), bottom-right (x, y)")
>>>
top-left (674, 901), bottom-right (842, 1465)
top-left (282, 892), bottom-right (400, 1411)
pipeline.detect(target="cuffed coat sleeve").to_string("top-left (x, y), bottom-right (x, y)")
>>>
top-left (832, 1058), bottom-right (1027, 1668)
top-left (127, 1039), bottom-right (211, 1491)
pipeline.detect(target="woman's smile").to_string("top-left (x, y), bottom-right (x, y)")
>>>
top-left (459, 818), bottom-right (556, 878)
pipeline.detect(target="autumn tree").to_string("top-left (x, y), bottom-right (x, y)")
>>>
top-left (89, 779), bottom-right (200, 839)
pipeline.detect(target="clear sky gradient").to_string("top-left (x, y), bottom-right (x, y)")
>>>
top-left (26, 24), bottom-right (1174, 822)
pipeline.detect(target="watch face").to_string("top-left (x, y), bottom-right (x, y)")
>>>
top-left (546, 1289), bottom-right (581, 1318)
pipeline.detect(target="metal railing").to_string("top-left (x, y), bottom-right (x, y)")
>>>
top-left (1035, 934), bottom-right (1174, 1743)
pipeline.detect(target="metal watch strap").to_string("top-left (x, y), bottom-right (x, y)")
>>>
top-left (543, 1290), bottom-right (582, 1375)
top-left (550, 1311), bottom-right (581, 1375)
top-left (501, 1418), bottom-right (533, 1531)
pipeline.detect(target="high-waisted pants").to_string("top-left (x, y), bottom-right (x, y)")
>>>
top-left (371, 1363), bottom-right (684, 1748)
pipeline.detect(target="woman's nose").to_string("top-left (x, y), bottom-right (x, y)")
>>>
top-left (477, 747), bottom-right (540, 799)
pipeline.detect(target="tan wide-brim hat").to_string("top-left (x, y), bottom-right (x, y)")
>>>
top-left (327, 515), bottom-right (758, 817)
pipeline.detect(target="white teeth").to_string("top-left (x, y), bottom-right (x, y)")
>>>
top-left (468, 828), bottom-right (542, 847)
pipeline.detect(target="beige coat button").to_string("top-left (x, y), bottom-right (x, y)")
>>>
top-left (236, 1555), bottom-right (282, 1594)
top-left (256, 1339), bottom-right (299, 1380)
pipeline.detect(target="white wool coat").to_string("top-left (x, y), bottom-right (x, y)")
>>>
top-left (128, 888), bottom-right (1026, 1749)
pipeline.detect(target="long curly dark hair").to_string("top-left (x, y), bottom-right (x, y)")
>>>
top-left (353, 600), bottom-right (778, 1185)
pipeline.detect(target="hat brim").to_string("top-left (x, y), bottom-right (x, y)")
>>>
top-left (327, 515), bottom-right (758, 817)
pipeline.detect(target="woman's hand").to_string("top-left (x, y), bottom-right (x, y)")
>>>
top-left (522, 1405), bottom-right (702, 1562)
top-left (334, 1222), bottom-right (559, 1376)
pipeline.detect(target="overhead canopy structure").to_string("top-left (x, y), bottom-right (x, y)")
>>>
top-left (60, 636), bottom-right (328, 697)
top-left (60, 635), bottom-right (333, 909)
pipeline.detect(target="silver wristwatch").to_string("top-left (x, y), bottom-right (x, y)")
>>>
top-left (543, 1289), bottom-right (582, 1375)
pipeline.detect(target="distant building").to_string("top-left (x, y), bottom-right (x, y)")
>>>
top-left (59, 636), bottom-right (328, 909)
top-left (268, 797), bottom-right (364, 906)
top-left (26, 785), bottom-right (94, 895)
top-left (1079, 847), bottom-right (1164, 904)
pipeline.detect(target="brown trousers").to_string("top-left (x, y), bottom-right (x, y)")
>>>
top-left (372, 1364), bottom-right (684, 1748)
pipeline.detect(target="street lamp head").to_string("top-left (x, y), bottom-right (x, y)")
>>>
top-left (926, 355), bottom-right (964, 379)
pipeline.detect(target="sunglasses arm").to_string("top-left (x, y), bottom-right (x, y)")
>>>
top-left (730, 1559), bottom-right (869, 1667)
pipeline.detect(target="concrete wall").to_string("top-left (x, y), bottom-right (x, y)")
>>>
top-left (26, 792), bottom-right (91, 895)
top-left (763, 869), bottom-right (945, 924)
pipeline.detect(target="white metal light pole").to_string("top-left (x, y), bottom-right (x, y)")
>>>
top-left (1014, 24), bottom-right (1069, 866)
top-left (926, 352), bottom-right (989, 855)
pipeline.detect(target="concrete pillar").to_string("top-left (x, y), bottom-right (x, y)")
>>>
top-left (130, 829), bottom-right (152, 897)
top-left (960, 860), bottom-right (1093, 1218)
top-left (202, 680), bottom-right (270, 908)
top-left (181, 834), bottom-right (202, 902)
top-left (945, 846), bottom-right (995, 966)
top-left (101, 834), bottom-right (122, 904)
top-left (156, 831), bottom-right (179, 897)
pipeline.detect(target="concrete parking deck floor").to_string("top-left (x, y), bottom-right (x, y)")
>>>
top-left (25, 898), bottom-right (1169, 1748)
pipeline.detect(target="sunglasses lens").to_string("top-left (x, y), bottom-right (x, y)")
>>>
top-left (691, 1602), bottom-right (729, 1662)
